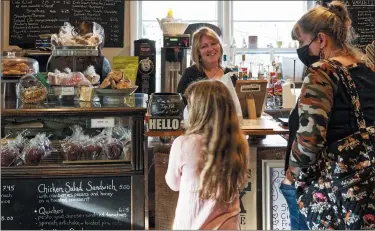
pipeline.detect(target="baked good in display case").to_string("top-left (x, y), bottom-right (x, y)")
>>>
top-left (100, 70), bottom-right (132, 89)
top-left (1, 52), bottom-right (39, 77)
top-left (17, 74), bottom-right (47, 104)
top-left (1, 132), bottom-right (52, 167)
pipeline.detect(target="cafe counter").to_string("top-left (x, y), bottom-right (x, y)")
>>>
top-left (147, 115), bottom-right (290, 230)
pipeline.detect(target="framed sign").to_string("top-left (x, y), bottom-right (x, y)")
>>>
top-left (262, 160), bottom-right (291, 230)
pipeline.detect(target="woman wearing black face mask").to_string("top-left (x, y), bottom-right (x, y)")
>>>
top-left (280, 1), bottom-right (375, 230)
top-left (296, 35), bottom-right (319, 68)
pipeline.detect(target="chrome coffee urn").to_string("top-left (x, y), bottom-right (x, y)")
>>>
top-left (161, 34), bottom-right (190, 93)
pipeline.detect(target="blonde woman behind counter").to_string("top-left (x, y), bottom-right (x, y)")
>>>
top-left (177, 27), bottom-right (243, 122)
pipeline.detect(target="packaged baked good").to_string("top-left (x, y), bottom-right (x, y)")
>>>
top-left (102, 138), bottom-right (123, 160)
top-left (83, 65), bottom-right (100, 85)
top-left (51, 22), bottom-right (104, 47)
top-left (0, 142), bottom-right (19, 167)
top-left (13, 130), bottom-right (29, 153)
top-left (101, 127), bottom-right (123, 160)
top-left (1, 52), bottom-right (39, 76)
top-left (78, 86), bottom-right (93, 102)
top-left (82, 134), bottom-right (105, 160)
top-left (17, 74), bottom-right (47, 104)
top-left (113, 126), bottom-right (132, 161)
top-left (48, 68), bottom-right (91, 87)
top-left (61, 125), bottom-right (88, 161)
top-left (21, 133), bottom-right (51, 166)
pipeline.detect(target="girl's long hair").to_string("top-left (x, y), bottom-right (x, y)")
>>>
top-left (184, 80), bottom-right (249, 203)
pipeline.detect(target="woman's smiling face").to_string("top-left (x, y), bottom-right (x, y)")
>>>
top-left (199, 35), bottom-right (221, 67)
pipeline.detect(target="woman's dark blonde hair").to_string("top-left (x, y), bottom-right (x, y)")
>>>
top-left (292, 0), bottom-right (363, 61)
top-left (191, 27), bottom-right (224, 70)
top-left (184, 80), bottom-right (249, 203)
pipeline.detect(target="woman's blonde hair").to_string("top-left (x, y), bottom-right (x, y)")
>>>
top-left (184, 80), bottom-right (249, 203)
top-left (292, 0), bottom-right (364, 61)
top-left (191, 27), bottom-right (224, 70)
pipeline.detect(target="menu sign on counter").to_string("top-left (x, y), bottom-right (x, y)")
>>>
top-left (9, 0), bottom-right (124, 47)
top-left (1, 176), bottom-right (131, 230)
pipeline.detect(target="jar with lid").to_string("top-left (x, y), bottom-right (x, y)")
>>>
top-left (1, 52), bottom-right (39, 77)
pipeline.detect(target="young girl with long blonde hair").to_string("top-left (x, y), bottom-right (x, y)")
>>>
top-left (166, 80), bottom-right (249, 230)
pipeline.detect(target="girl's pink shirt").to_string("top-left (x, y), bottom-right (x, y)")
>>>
top-left (165, 134), bottom-right (241, 230)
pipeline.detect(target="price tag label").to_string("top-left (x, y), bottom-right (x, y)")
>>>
top-left (61, 87), bottom-right (75, 95)
top-left (54, 87), bottom-right (75, 96)
top-left (91, 118), bottom-right (115, 128)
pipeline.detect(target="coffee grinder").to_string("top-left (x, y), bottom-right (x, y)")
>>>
top-left (161, 34), bottom-right (190, 92)
top-left (134, 39), bottom-right (156, 94)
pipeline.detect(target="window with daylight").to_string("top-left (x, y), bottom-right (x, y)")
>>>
top-left (136, 1), bottom-right (310, 90)
top-left (139, 1), bottom-right (219, 91)
top-left (232, 1), bottom-right (307, 48)
top-left (139, 1), bottom-right (219, 50)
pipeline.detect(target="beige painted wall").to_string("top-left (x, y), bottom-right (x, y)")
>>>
top-left (1, 0), bottom-right (132, 61)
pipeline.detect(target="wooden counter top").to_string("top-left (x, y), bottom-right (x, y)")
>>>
top-left (146, 116), bottom-right (288, 137)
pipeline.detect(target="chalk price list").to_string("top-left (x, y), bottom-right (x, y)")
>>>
top-left (34, 179), bottom-right (131, 229)
top-left (10, 0), bottom-right (124, 47)
top-left (1, 184), bottom-right (17, 226)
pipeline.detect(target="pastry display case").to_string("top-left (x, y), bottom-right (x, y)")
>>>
top-left (0, 96), bottom-right (148, 230)
top-left (1, 52), bottom-right (39, 77)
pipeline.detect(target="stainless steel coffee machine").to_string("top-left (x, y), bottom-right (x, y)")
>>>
top-left (161, 34), bottom-right (190, 92)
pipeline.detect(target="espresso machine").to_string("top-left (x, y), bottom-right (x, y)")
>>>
top-left (161, 34), bottom-right (190, 92)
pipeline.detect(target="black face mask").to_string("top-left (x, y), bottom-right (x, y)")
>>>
top-left (296, 36), bottom-right (320, 67)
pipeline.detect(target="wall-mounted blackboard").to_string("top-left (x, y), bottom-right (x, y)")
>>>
top-left (1, 176), bottom-right (131, 230)
top-left (322, 0), bottom-right (375, 50)
top-left (9, 0), bottom-right (124, 48)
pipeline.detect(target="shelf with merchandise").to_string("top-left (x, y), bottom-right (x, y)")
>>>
top-left (235, 48), bottom-right (297, 54)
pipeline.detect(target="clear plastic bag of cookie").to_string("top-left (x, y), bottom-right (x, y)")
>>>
top-left (16, 74), bottom-right (47, 104)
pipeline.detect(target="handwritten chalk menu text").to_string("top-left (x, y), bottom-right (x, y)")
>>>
top-left (345, 0), bottom-right (375, 49)
top-left (9, 0), bottom-right (124, 47)
top-left (1, 176), bottom-right (131, 230)
top-left (270, 168), bottom-right (290, 230)
top-left (322, 0), bottom-right (375, 50)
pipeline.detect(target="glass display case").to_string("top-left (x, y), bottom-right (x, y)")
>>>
top-left (1, 52), bottom-right (39, 77)
top-left (0, 97), bottom-right (148, 230)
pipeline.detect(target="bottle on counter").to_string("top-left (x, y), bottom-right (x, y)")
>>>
top-left (223, 54), bottom-right (228, 68)
top-left (231, 65), bottom-right (239, 80)
top-left (241, 67), bottom-right (248, 80)
top-left (273, 61), bottom-right (283, 108)
top-left (248, 62), bottom-right (253, 79)
top-left (230, 38), bottom-right (237, 66)
top-left (266, 67), bottom-right (276, 109)
top-left (240, 53), bottom-right (246, 69)
top-left (257, 64), bottom-right (264, 80)
top-left (242, 37), bottom-right (247, 48)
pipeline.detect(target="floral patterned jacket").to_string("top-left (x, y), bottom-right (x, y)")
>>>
top-left (288, 59), bottom-right (375, 230)
top-left (289, 60), bottom-right (375, 183)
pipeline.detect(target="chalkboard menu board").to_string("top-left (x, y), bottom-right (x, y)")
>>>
top-left (1, 176), bottom-right (131, 230)
top-left (322, 0), bottom-right (375, 50)
top-left (9, 0), bottom-right (124, 47)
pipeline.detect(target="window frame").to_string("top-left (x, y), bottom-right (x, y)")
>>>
top-left (134, 0), bottom-right (314, 55)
